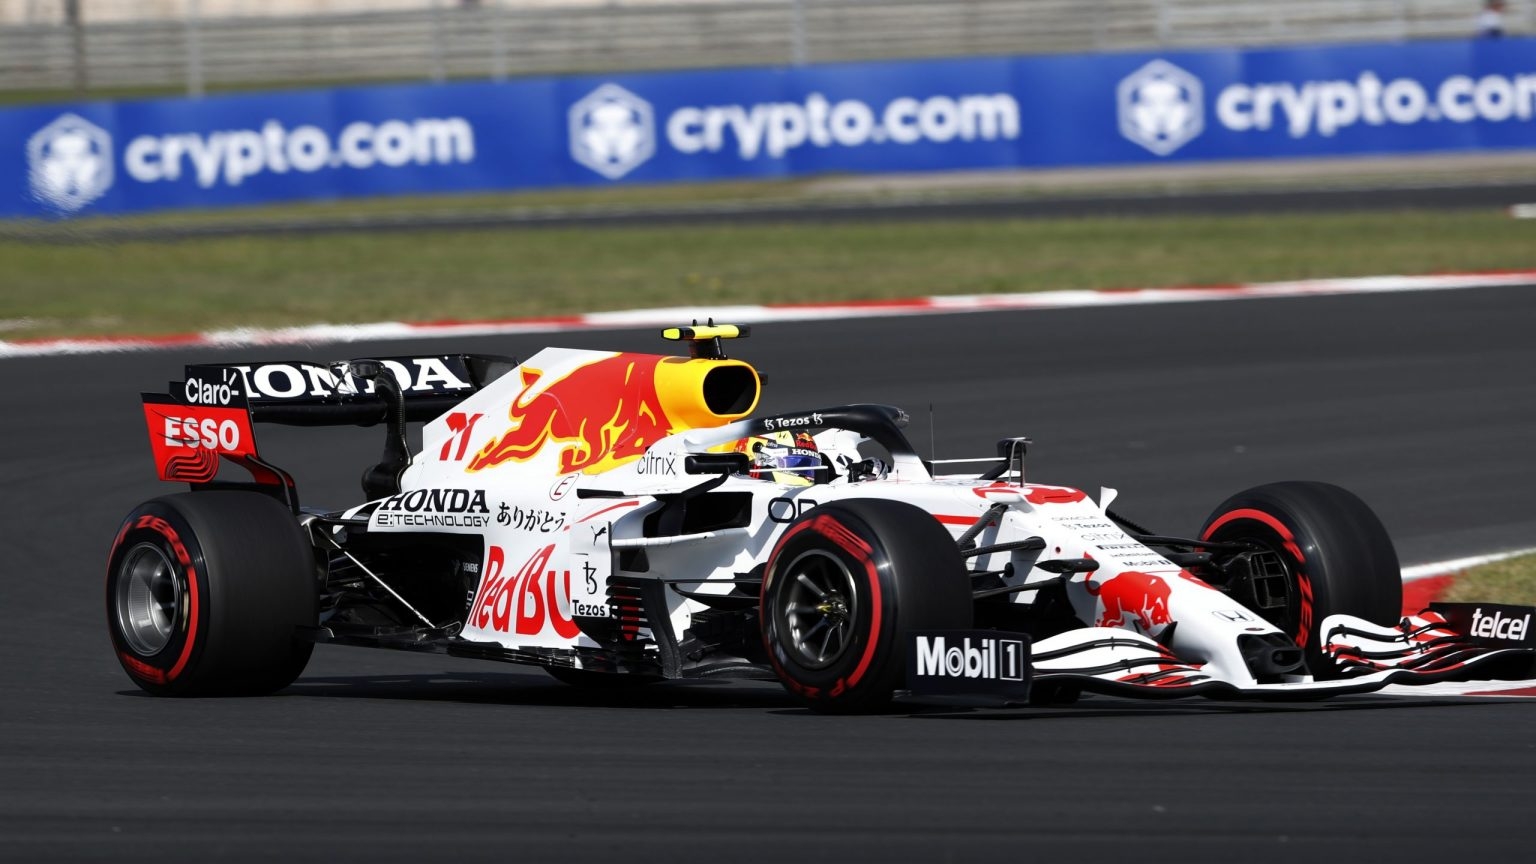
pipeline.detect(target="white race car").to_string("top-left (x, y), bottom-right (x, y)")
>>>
top-left (109, 325), bottom-right (1535, 709)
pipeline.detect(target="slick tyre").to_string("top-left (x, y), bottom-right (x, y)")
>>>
top-left (1199, 481), bottom-right (1400, 676)
top-left (106, 491), bottom-right (317, 697)
top-left (761, 499), bottom-right (972, 712)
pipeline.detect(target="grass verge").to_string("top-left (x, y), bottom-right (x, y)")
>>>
top-left (1, 209), bottom-right (1532, 341)
top-left (1442, 554), bottom-right (1536, 606)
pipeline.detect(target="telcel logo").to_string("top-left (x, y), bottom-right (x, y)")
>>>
top-left (1470, 607), bottom-right (1531, 641)
top-left (914, 636), bottom-right (1025, 681)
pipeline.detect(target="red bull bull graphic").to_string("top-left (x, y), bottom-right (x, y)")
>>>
top-left (1088, 570), bottom-right (1174, 634)
top-left (467, 353), bottom-right (675, 475)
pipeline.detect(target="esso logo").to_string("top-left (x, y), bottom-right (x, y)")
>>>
top-left (164, 416), bottom-right (240, 450)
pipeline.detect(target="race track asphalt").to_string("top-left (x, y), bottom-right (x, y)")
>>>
top-left (2, 285), bottom-right (1534, 862)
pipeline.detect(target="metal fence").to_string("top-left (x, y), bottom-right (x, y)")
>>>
top-left (1, 0), bottom-right (1529, 98)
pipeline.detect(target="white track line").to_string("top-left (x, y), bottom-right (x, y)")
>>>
top-left (4, 270), bottom-right (1535, 359)
top-left (1401, 547), bottom-right (1536, 582)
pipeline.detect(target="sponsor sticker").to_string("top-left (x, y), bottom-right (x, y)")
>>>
top-left (468, 544), bottom-right (582, 638)
top-left (186, 357), bottom-right (474, 404)
top-left (905, 630), bottom-right (1031, 700)
top-left (1431, 603), bottom-right (1536, 647)
top-left (371, 487), bottom-right (493, 533)
top-left (140, 390), bottom-right (259, 485)
top-left (763, 412), bottom-right (823, 431)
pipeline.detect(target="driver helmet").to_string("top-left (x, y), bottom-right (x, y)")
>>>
top-left (732, 431), bottom-right (823, 486)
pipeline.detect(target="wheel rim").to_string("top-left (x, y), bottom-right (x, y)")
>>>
top-left (115, 542), bottom-right (183, 656)
top-left (777, 549), bottom-right (859, 670)
top-left (1210, 526), bottom-right (1301, 638)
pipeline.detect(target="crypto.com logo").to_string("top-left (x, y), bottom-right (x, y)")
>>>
top-left (1118, 60), bottom-right (1204, 156)
top-left (569, 84), bottom-right (655, 180)
top-left (28, 113), bottom-right (114, 212)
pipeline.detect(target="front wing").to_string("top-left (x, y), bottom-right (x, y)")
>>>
top-left (959, 604), bottom-right (1536, 702)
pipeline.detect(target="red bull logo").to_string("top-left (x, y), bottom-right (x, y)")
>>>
top-left (470, 544), bottom-right (582, 639)
top-left (1087, 570), bottom-right (1174, 634)
top-left (468, 354), bottom-right (675, 475)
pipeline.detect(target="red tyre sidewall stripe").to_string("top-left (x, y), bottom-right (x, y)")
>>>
top-left (1201, 508), bottom-right (1306, 564)
top-left (118, 512), bottom-right (203, 683)
top-left (761, 519), bottom-right (817, 693)
top-left (804, 515), bottom-right (883, 690)
top-left (762, 514), bottom-right (886, 694)
top-left (844, 555), bottom-right (882, 690)
top-left (1201, 506), bottom-right (1315, 648)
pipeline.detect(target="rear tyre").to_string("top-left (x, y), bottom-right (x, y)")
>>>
top-left (106, 491), bottom-right (317, 696)
top-left (1199, 481), bottom-right (1400, 675)
top-left (761, 499), bottom-right (972, 712)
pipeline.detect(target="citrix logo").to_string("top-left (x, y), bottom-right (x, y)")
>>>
top-left (1118, 59), bottom-right (1204, 156)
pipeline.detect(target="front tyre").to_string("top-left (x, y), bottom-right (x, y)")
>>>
top-left (106, 491), bottom-right (317, 696)
top-left (761, 499), bottom-right (972, 712)
top-left (1199, 481), bottom-right (1400, 675)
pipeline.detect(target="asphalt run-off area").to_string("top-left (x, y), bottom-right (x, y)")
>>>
top-left (3, 283), bottom-right (1534, 861)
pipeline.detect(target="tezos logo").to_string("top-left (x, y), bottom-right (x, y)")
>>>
top-left (1118, 60), bottom-right (1204, 156)
top-left (763, 412), bottom-right (823, 432)
top-left (28, 113), bottom-right (114, 212)
top-left (569, 84), bottom-right (655, 180)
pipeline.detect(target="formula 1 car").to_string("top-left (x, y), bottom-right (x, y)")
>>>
top-left (108, 326), bottom-right (1536, 709)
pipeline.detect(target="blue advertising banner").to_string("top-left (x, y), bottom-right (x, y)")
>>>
top-left (3, 37), bottom-right (1534, 218)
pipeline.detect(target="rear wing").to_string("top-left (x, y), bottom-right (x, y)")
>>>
top-left (180, 354), bottom-right (514, 426)
top-left (140, 354), bottom-right (514, 501)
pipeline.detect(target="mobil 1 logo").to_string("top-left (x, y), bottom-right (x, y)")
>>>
top-left (905, 630), bottom-right (1031, 701)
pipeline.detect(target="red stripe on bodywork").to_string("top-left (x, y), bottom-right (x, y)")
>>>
top-left (933, 514), bottom-right (978, 526)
